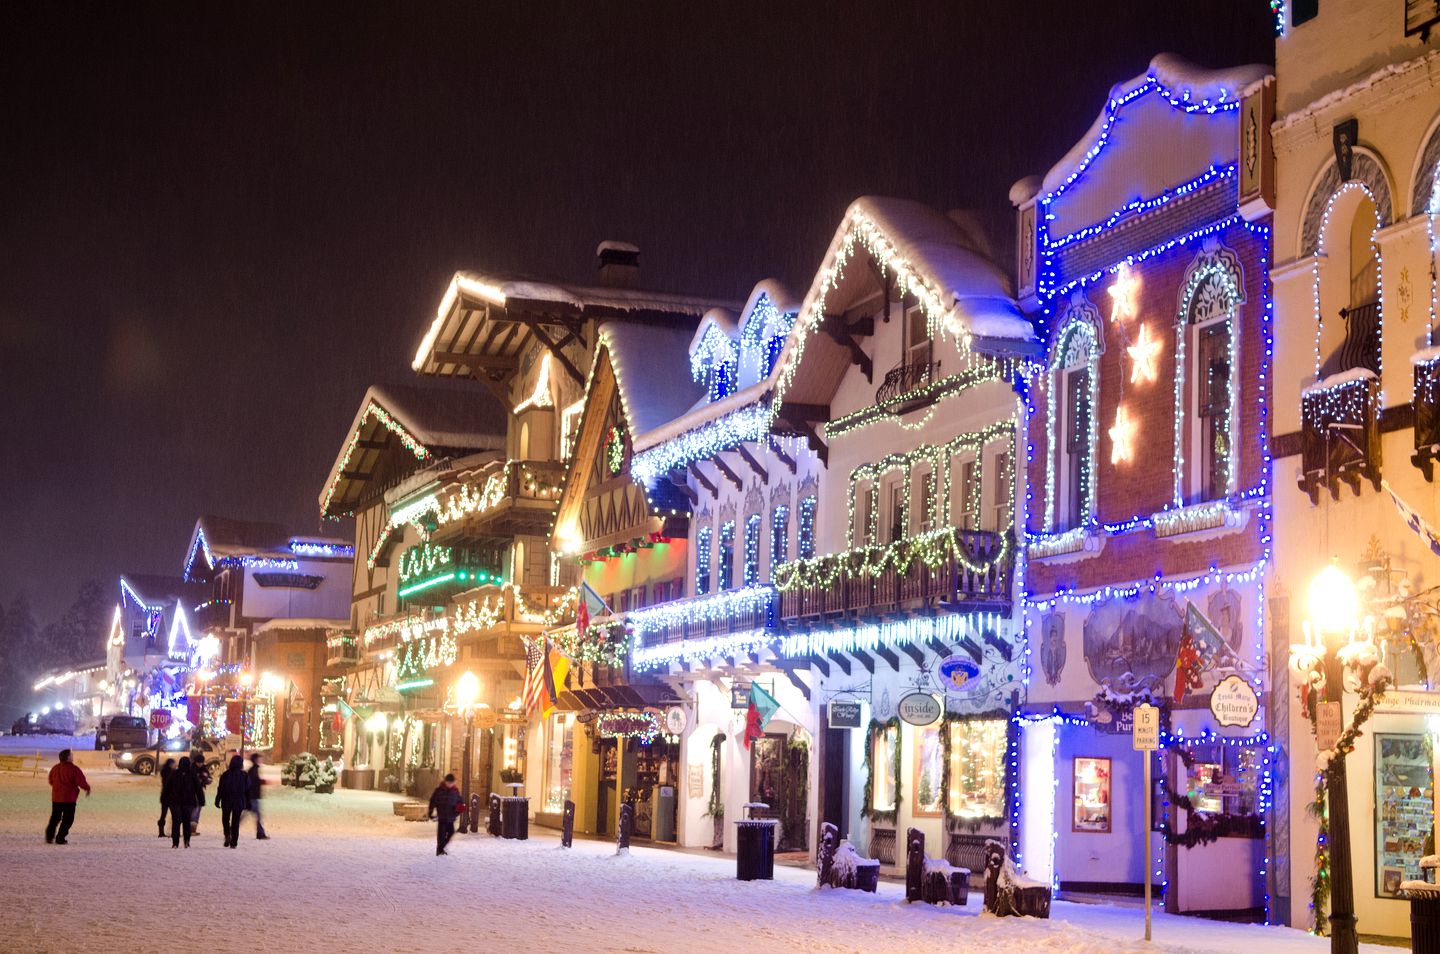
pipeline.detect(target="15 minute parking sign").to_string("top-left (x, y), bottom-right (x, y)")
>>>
top-left (1131, 703), bottom-right (1159, 751)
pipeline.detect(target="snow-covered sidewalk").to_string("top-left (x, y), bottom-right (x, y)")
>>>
top-left (0, 764), bottom-right (1390, 954)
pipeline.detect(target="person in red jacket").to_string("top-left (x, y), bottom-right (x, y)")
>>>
top-left (45, 748), bottom-right (91, 845)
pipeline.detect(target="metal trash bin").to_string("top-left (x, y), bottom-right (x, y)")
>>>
top-left (500, 796), bottom-right (529, 840)
top-left (735, 819), bottom-right (778, 881)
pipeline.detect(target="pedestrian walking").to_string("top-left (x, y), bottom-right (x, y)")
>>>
top-left (157, 758), bottom-right (177, 837)
top-left (191, 752), bottom-right (212, 836)
top-left (245, 752), bottom-right (268, 840)
top-left (45, 749), bottom-right (91, 845)
top-left (162, 757), bottom-right (201, 848)
top-left (427, 773), bottom-right (464, 856)
top-left (215, 756), bottom-right (247, 848)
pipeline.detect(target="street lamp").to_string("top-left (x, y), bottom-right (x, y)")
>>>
top-left (1294, 562), bottom-right (1362, 954)
top-left (455, 671), bottom-right (480, 833)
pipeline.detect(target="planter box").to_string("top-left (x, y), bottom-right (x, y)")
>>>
top-left (341, 768), bottom-right (376, 791)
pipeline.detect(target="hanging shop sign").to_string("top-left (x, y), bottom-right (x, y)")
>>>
top-left (897, 692), bottom-right (942, 726)
top-left (936, 654), bottom-right (981, 693)
top-left (827, 699), bottom-right (863, 729)
top-left (498, 708), bottom-right (527, 725)
top-left (663, 706), bottom-right (688, 736)
top-left (595, 710), bottom-right (663, 742)
top-left (472, 707), bottom-right (498, 730)
top-left (1209, 674), bottom-right (1259, 728)
top-left (730, 682), bottom-right (752, 709)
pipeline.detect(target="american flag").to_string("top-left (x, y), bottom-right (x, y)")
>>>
top-left (521, 637), bottom-right (549, 716)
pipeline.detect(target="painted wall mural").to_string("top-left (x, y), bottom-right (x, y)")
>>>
top-left (1082, 592), bottom-right (1183, 693)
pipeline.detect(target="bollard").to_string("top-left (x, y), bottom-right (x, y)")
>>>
top-left (561, 799), bottom-right (575, 848)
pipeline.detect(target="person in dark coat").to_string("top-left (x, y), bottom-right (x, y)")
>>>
top-left (162, 757), bottom-right (201, 847)
top-left (190, 752), bottom-right (212, 836)
top-left (245, 752), bottom-right (268, 840)
top-left (427, 773), bottom-right (464, 856)
top-left (45, 749), bottom-right (90, 845)
top-left (157, 758), bottom-right (177, 837)
top-left (215, 756), bottom-right (248, 848)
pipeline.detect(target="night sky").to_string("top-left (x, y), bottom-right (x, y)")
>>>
top-left (0, 2), bottom-right (1275, 624)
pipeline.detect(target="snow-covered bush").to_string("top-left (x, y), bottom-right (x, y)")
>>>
top-left (284, 752), bottom-right (338, 794)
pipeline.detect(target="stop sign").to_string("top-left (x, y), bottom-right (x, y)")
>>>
top-left (149, 710), bottom-right (172, 730)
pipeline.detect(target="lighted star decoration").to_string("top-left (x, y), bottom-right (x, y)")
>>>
top-left (1126, 322), bottom-right (1163, 384)
top-left (1109, 405), bottom-right (1137, 465)
top-left (1108, 262), bottom-right (1141, 324)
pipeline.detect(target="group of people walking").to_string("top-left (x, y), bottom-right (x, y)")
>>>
top-left (158, 751), bottom-right (268, 847)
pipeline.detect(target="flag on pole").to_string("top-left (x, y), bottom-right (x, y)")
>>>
top-left (334, 697), bottom-right (354, 734)
top-left (540, 642), bottom-right (572, 719)
top-left (1383, 480), bottom-right (1440, 558)
top-left (743, 682), bottom-right (781, 748)
top-left (1173, 602), bottom-right (1227, 702)
top-left (522, 638), bottom-right (547, 716)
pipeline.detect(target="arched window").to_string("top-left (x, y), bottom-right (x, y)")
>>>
top-left (770, 505), bottom-right (790, 570)
top-left (797, 495), bottom-right (817, 559)
top-left (717, 521), bottom-right (735, 591)
top-left (743, 514), bottom-right (762, 587)
top-left (1173, 244), bottom-right (1245, 506)
top-left (1045, 303), bottom-right (1101, 531)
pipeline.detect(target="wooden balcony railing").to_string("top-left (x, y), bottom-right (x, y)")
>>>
top-left (1297, 371), bottom-right (1381, 503)
top-left (324, 631), bottom-right (361, 668)
top-left (776, 528), bottom-right (1012, 622)
top-left (631, 588), bottom-right (775, 649)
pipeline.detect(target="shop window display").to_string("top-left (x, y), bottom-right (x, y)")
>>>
top-left (872, 724), bottom-right (898, 813)
top-left (542, 712), bottom-right (575, 814)
top-left (914, 725), bottom-right (943, 815)
top-left (947, 718), bottom-right (1006, 819)
top-left (1073, 757), bottom-right (1111, 833)
top-left (1375, 734), bottom-right (1435, 898)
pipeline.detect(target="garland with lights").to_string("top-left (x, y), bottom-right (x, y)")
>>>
top-left (706, 733), bottom-right (725, 820)
top-left (773, 525), bottom-right (1011, 593)
top-left (550, 619), bottom-right (628, 668)
top-left (861, 717), bottom-right (902, 825)
top-left (321, 400), bottom-right (432, 517)
top-left (630, 402), bottom-right (772, 486)
top-left (825, 364), bottom-right (1014, 439)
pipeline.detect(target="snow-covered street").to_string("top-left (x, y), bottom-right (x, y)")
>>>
top-left (0, 751), bottom-right (1390, 954)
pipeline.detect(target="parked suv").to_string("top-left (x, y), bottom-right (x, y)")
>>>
top-left (95, 715), bottom-right (149, 751)
top-left (114, 738), bottom-right (224, 776)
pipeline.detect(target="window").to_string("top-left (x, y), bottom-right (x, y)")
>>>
top-left (542, 712), bottom-right (575, 814)
top-left (914, 468), bottom-right (936, 534)
top-left (1375, 735), bottom-right (1433, 897)
top-left (717, 521), bottom-right (735, 591)
top-left (914, 725), bottom-right (943, 816)
top-left (1072, 757), bottom-right (1111, 833)
top-left (1062, 366), bottom-right (1091, 529)
top-left (695, 527), bottom-right (712, 596)
top-left (988, 450), bottom-right (1012, 531)
top-left (947, 719), bottom-right (1007, 819)
top-left (743, 514), bottom-right (762, 587)
top-left (906, 306), bottom-right (932, 370)
top-left (1291, 0), bottom-right (1317, 26)
top-left (886, 480), bottom-right (905, 543)
top-left (951, 456), bottom-right (977, 530)
top-left (871, 724), bottom-right (898, 813)
top-left (1196, 319), bottom-right (1233, 502)
top-left (770, 505), bottom-right (790, 570)
top-left (853, 482), bottom-right (873, 546)
top-left (798, 496), bottom-right (817, 558)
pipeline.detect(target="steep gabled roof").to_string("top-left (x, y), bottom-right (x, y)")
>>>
top-left (600, 321), bottom-right (704, 437)
top-left (318, 383), bottom-right (505, 518)
top-left (772, 196), bottom-right (1036, 417)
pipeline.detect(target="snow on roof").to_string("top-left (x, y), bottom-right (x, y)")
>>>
top-left (413, 270), bottom-right (738, 370)
top-left (1040, 54), bottom-right (1271, 198)
top-left (254, 617), bottom-right (349, 635)
top-left (193, 516), bottom-right (294, 555)
top-left (596, 240), bottom-right (640, 255)
top-left (848, 197), bottom-right (1033, 342)
top-left (741, 279), bottom-right (801, 318)
top-left (319, 383), bottom-right (505, 517)
top-left (689, 309), bottom-right (739, 355)
top-left (600, 321), bottom-right (706, 436)
top-left (1009, 176), bottom-right (1042, 207)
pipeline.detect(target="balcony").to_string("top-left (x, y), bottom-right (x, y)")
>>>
top-left (875, 358), bottom-right (936, 408)
top-left (324, 631), bottom-right (361, 668)
top-left (629, 587), bottom-right (775, 651)
top-left (1413, 351), bottom-right (1440, 480)
top-left (432, 460), bottom-right (566, 540)
top-left (776, 527), bottom-right (1013, 623)
top-left (1297, 370), bottom-right (1381, 503)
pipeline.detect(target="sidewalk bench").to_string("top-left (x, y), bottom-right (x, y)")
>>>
top-left (906, 828), bottom-right (970, 905)
top-left (817, 822), bottom-right (880, 893)
top-left (982, 839), bottom-right (1050, 918)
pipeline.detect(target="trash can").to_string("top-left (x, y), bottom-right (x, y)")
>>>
top-left (500, 796), bottom-right (529, 840)
top-left (735, 819), bottom-right (778, 881)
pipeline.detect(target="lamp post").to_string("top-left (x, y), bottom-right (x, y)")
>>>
top-left (1297, 563), bottom-right (1362, 954)
top-left (455, 671), bottom-right (480, 833)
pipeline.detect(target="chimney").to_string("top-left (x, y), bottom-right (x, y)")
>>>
top-left (596, 240), bottom-right (640, 288)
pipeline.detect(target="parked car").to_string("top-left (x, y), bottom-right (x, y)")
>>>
top-left (9, 709), bottom-right (78, 735)
top-left (114, 737), bottom-right (224, 776)
top-left (95, 715), bottom-right (149, 751)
